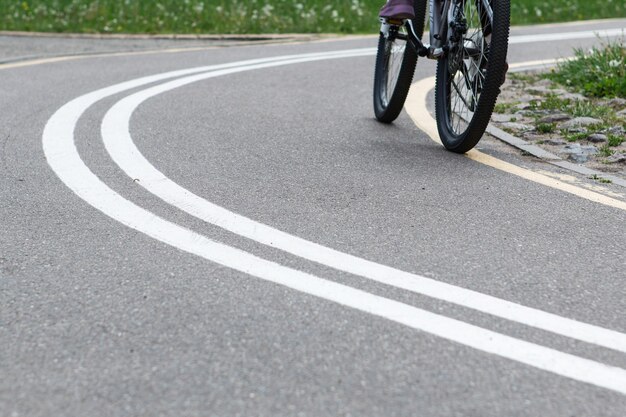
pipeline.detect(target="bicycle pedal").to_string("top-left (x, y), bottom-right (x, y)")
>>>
top-left (386, 18), bottom-right (404, 26)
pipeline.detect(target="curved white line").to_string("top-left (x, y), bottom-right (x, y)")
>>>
top-left (101, 57), bottom-right (626, 354)
top-left (43, 51), bottom-right (626, 395)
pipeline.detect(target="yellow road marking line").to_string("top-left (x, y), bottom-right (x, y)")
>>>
top-left (0, 56), bottom-right (77, 70)
top-left (0, 35), bottom-right (364, 72)
top-left (535, 170), bottom-right (626, 199)
top-left (0, 46), bottom-right (224, 71)
top-left (405, 74), bottom-right (626, 212)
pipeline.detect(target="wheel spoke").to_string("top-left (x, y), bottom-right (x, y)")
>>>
top-left (451, 76), bottom-right (472, 110)
top-left (435, 0), bottom-right (507, 151)
top-left (383, 27), bottom-right (407, 106)
top-left (479, 0), bottom-right (494, 29)
top-left (444, 0), bottom-right (494, 134)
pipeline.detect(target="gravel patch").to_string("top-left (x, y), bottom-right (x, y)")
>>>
top-left (492, 71), bottom-right (626, 181)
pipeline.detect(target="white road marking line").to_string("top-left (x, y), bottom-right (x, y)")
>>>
top-left (101, 57), bottom-right (626, 354)
top-left (42, 52), bottom-right (626, 394)
top-left (509, 28), bottom-right (625, 44)
top-left (508, 59), bottom-right (567, 69)
top-left (41, 25), bottom-right (626, 392)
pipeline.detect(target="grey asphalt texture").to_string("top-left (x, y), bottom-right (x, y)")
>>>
top-left (0, 32), bottom-right (319, 63)
top-left (2, 19), bottom-right (626, 416)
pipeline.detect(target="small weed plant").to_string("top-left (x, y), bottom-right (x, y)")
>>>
top-left (588, 174), bottom-right (612, 184)
top-left (598, 145), bottom-right (615, 157)
top-left (536, 123), bottom-right (556, 134)
top-left (540, 94), bottom-right (569, 111)
top-left (569, 100), bottom-right (614, 119)
top-left (563, 132), bottom-right (588, 142)
top-left (608, 134), bottom-right (625, 147)
top-left (493, 102), bottom-right (519, 114)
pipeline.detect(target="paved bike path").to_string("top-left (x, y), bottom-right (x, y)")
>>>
top-left (2, 19), bottom-right (626, 416)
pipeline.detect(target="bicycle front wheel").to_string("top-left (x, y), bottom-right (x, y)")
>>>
top-left (434, 0), bottom-right (510, 153)
top-left (373, 1), bottom-right (427, 123)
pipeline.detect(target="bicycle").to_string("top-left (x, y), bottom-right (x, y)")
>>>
top-left (373, 0), bottom-right (510, 153)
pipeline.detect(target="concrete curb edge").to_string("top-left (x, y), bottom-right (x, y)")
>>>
top-left (488, 65), bottom-right (626, 188)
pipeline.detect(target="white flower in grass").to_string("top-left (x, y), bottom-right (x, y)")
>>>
top-left (609, 60), bottom-right (621, 68)
top-left (352, 0), bottom-right (365, 17)
top-left (262, 4), bottom-right (274, 16)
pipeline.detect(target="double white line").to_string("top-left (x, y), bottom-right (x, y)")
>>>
top-left (43, 48), bottom-right (626, 395)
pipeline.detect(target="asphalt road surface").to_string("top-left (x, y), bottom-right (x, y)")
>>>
top-left (2, 19), bottom-right (626, 417)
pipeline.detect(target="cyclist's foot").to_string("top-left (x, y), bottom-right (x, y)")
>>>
top-left (379, 0), bottom-right (415, 20)
top-left (501, 62), bottom-right (509, 85)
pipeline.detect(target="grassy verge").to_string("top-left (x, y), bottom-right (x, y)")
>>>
top-left (2, 0), bottom-right (379, 34)
top-left (1, 0), bottom-right (625, 35)
top-left (548, 40), bottom-right (626, 98)
top-left (509, 0), bottom-right (625, 26)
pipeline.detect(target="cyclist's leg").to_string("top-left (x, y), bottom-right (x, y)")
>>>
top-left (379, 0), bottom-right (415, 20)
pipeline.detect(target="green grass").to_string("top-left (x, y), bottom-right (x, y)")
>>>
top-left (508, 41), bottom-right (626, 145)
top-left (493, 102), bottom-right (519, 114)
top-left (598, 145), bottom-right (615, 157)
top-left (569, 100), bottom-right (616, 118)
top-left (528, 91), bottom-right (620, 136)
top-left (1, 0), bottom-right (625, 34)
top-left (536, 123), bottom-right (556, 133)
top-left (608, 134), bottom-right (625, 147)
top-left (0, 0), bottom-right (380, 34)
top-left (529, 94), bottom-right (615, 119)
top-left (563, 132), bottom-right (588, 142)
top-left (497, 42), bottom-right (626, 156)
top-left (541, 95), bottom-right (569, 111)
top-left (509, 73), bottom-right (539, 84)
top-left (549, 40), bottom-right (626, 98)
top-left (510, 0), bottom-right (625, 25)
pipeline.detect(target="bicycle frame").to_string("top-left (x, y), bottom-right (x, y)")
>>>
top-left (378, 0), bottom-right (450, 59)
top-left (381, 0), bottom-right (494, 60)
top-left (374, 0), bottom-right (507, 152)
top-left (428, 0), bottom-right (452, 57)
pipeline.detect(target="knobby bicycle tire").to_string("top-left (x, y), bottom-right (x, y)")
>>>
top-left (373, 0), bottom-right (428, 123)
top-left (434, 0), bottom-right (510, 153)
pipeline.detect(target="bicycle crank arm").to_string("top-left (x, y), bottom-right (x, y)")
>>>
top-left (405, 20), bottom-right (444, 59)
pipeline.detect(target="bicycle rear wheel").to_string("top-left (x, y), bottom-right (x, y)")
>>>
top-left (434, 0), bottom-right (510, 153)
top-left (373, 1), bottom-right (427, 123)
